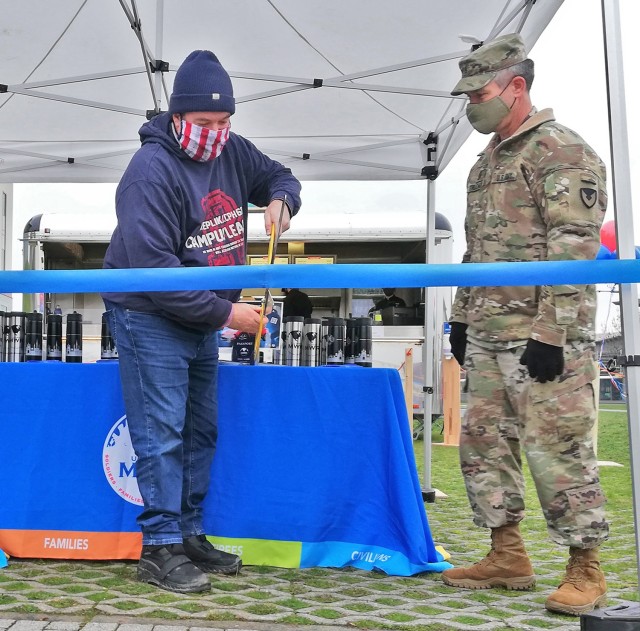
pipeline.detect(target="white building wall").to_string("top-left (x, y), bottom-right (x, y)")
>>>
top-left (0, 184), bottom-right (12, 312)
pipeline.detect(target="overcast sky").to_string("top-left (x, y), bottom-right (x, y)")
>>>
top-left (11, 0), bottom-right (638, 333)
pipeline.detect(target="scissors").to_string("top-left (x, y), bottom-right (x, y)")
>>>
top-left (252, 197), bottom-right (287, 364)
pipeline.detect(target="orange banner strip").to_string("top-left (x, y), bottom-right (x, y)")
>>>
top-left (0, 529), bottom-right (142, 560)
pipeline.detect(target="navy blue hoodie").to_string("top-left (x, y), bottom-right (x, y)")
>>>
top-left (102, 113), bottom-right (301, 330)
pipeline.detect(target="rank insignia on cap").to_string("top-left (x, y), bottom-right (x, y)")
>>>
top-left (580, 187), bottom-right (597, 208)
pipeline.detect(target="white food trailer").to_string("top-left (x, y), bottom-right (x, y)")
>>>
top-left (21, 209), bottom-right (453, 416)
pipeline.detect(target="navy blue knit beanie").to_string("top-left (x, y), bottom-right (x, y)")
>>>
top-left (169, 50), bottom-right (235, 115)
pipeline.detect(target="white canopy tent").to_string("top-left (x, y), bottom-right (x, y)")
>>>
top-left (0, 0), bottom-right (563, 183)
top-left (2, 1), bottom-right (639, 613)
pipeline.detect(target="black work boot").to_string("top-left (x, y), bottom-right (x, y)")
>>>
top-left (137, 544), bottom-right (210, 593)
top-left (183, 534), bottom-right (242, 574)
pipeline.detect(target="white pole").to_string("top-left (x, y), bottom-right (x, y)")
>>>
top-left (154, 0), bottom-right (164, 112)
top-left (422, 178), bottom-right (436, 501)
top-left (601, 0), bottom-right (640, 595)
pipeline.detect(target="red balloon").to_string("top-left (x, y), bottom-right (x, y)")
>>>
top-left (600, 220), bottom-right (617, 252)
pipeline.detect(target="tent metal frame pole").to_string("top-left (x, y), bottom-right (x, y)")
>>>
top-left (259, 150), bottom-right (422, 176)
top-left (311, 138), bottom-right (415, 158)
top-left (232, 72), bottom-right (460, 99)
top-left (154, 0), bottom-right (164, 113)
top-left (601, 0), bottom-right (640, 595)
top-left (421, 178), bottom-right (436, 499)
top-left (238, 50), bottom-right (469, 104)
top-left (486, 0), bottom-right (531, 40)
top-left (4, 87), bottom-right (145, 116)
top-left (15, 68), bottom-right (147, 89)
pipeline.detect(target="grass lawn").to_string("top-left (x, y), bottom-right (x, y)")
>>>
top-left (417, 406), bottom-right (640, 606)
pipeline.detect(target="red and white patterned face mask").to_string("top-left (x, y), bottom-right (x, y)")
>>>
top-left (176, 118), bottom-right (230, 162)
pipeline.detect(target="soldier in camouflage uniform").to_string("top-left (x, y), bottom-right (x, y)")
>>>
top-left (440, 33), bottom-right (609, 616)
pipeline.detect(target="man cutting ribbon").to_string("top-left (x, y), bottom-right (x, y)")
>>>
top-left (102, 50), bottom-right (301, 594)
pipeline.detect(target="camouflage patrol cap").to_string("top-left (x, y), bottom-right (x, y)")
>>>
top-left (451, 33), bottom-right (528, 96)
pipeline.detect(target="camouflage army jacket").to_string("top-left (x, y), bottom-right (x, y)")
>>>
top-left (450, 108), bottom-right (607, 346)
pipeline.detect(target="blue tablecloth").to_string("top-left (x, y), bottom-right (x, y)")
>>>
top-left (0, 362), bottom-right (450, 575)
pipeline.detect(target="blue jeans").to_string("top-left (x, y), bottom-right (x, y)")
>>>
top-left (106, 306), bottom-right (219, 546)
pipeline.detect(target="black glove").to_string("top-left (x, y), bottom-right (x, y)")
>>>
top-left (519, 339), bottom-right (564, 383)
top-left (449, 322), bottom-right (468, 367)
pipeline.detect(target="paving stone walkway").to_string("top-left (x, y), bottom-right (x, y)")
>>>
top-left (3, 516), bottom-right (632, 631)
top-left (0, 613), bottom-right (589, 631)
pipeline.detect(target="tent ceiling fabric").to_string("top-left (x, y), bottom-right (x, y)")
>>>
top-left (0, 0), bottom-right (562, 183)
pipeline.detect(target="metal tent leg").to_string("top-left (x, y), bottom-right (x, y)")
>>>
top-left (421, 178), bottom-right (436, 503)
top-left (582, 0), bottom-right (640, 626)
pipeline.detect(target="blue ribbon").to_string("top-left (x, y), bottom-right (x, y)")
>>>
top-left (1, 259), bottom-right (639, 293)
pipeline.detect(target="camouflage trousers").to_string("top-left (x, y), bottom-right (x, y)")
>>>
top-left (460, 339), bottom-right (609, 548)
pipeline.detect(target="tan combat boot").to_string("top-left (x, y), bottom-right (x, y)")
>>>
top-left (545, 547), bottom-right (607, 615)
top-left (442, 523), bottom-right (535, 590)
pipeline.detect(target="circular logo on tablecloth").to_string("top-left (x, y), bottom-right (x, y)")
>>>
top-left (103, 415), bottom-right (142, 505)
